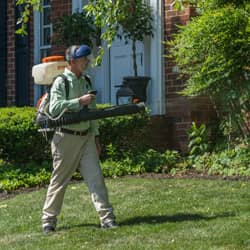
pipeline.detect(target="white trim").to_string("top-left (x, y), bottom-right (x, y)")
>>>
top-left (72, 0), bottom-right (89, 12)
top-left (149, 0), bottom-right (165, 115)
top-left (33, 2), bottom-right (52, 105)
top-left (72, 0), bottom-right (83, 12)
top-left (103, 47), bottom-right (111, 103)
top-left (33, 10), bottom-right (41, 104)
top-left (33, 11), bottom-right (40, 64)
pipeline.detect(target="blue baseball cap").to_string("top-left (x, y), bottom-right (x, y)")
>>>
top-left (66, 45), bottom-right (91, 61)
top-left (72, 45), bottom-right (91, 59)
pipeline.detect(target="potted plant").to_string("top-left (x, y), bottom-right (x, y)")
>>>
top-left (85, 0), bottom-right (154, 102)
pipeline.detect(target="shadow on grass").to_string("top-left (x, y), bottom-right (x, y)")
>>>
top-left (119, 212), bottom-right (235, 226)
top-left (58, 223), bottom-right (99, 231)
top-left (57, 212), bottom-right (235, 231)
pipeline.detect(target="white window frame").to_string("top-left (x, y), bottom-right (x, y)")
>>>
top-left (40, 1), bottom-right (52, 54)
top-left (34, 0), bottom-right (52, 61)
top-left (33, 0), bottom-right (52, 104)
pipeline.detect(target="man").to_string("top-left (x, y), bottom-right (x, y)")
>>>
top-left (41, 44), bottom-right (117, 233)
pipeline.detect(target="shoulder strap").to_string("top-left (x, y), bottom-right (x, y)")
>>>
top-left (57, 74), bottom-right (70, 100)
top-left (52, 74), bottom-right (89, 99)
top-left (84, 74), bottom-right (92, 87)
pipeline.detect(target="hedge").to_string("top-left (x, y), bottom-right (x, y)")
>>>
top-left (0, 106), bottom-right (150, 164)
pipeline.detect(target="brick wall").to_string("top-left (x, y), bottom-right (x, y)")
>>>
top-left (50, 0), bottom-right (72, 56)
top-left (5, 1), bottom-right (71, 106)
top-left (6, 1), bottom-right (16, 106)
top-left (162, 0), bottom-right (216, 152)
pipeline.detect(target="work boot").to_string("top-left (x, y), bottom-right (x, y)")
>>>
top-left (101, 221), bottom-right (118, 229)
top-left (43, 225), bottom-right (55, 234)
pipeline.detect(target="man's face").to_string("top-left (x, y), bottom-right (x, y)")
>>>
top-left (72, 56), bottom-right (90, 74)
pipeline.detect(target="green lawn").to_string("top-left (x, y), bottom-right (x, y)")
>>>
top-left (0, 177), bottom-right (250, 250)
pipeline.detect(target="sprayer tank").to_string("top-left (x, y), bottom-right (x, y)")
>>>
top-left (32, 56), bottom-right (67, 85)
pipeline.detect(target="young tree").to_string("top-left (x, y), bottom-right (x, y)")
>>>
top-left (85, 0), bottom-right (153, 76)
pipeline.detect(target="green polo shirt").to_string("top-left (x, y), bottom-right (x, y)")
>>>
top-left (49, 68), bottom-right (99, 135)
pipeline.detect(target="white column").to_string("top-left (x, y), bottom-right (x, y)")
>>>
top-left (148, 0), bottom-right (165, 115)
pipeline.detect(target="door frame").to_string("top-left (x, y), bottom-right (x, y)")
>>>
top-left (100, 0), bottom-right (164, 114)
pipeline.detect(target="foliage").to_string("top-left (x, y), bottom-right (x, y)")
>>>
top-left (53, 11), bottom-right (98, 48)
top-left (16, 0), bottom-right (41, 35)
top-left (1, 109), bottom-right (250, 193)
top-left (0, 106), bottom-right (180, 192)
top-left (198, 0), bottom-right (248, 9)
top-left (132, 149), bottom-right (181, 173)
top-left (168, 5), bottom-right (250, 141)
top-left (187, 122), bottom-right (210, 159)
top-left (0, 107), bottom-right (50, 163)
top-left (173, 0), bottom-right (247, 12)
top-left (101, 149), bottom-right (182, 177)
top-left (0, 148), bottom-right (183, 192)
top-left (0, 106), bottom-right (150, 164)
top-left (98, 105), bottom-right (151, 160)
top-left (193, 142), bottom-right (250, 177)
top-left (0, 159), bottom-right (51, 192)
top-left (85, 0), bottom-right (153, 76)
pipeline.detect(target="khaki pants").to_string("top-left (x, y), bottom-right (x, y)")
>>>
top-left (42, 131), bottom-right (114, 228)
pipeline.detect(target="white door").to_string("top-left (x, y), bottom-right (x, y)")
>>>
top-left (110, 39), bottom-right (144, 104)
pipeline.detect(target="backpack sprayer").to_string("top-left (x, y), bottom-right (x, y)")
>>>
top-left (32, 56), bottom-right (146, 134)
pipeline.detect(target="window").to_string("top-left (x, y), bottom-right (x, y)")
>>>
top-left (40, 0), bottom-right (51, 59)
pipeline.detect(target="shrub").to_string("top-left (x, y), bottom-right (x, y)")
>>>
top-left (187, 122), bottom-right (210, 159)
top-left (0, 107), bottom-right (50, 163)
top-left (168, 5), bottom-right (250, 140)
top-left (0, 159), bottom-right (51, 192)
top-left (0, 147), bottom-right (184, 192)
top-left (101, 149), bottom-right (182, 178)
top-left (98, 105), bottom-right (151, 160)
top-left (0, 106), bottom-right (150, 163)
top-left (193, 143), bottom-right (250, 177)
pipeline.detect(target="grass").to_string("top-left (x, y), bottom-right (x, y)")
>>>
top-left (0, 177), bottom-right (250, 250)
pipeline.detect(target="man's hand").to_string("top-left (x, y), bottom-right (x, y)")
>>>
top-left (78, 94), bottom-right (95, 106)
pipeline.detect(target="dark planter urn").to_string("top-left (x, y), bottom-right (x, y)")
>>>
top-left (123, 76), bottom-right (151, 102)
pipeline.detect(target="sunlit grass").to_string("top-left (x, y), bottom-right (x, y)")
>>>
top-left (0, 177), bottom-right (250, 250)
